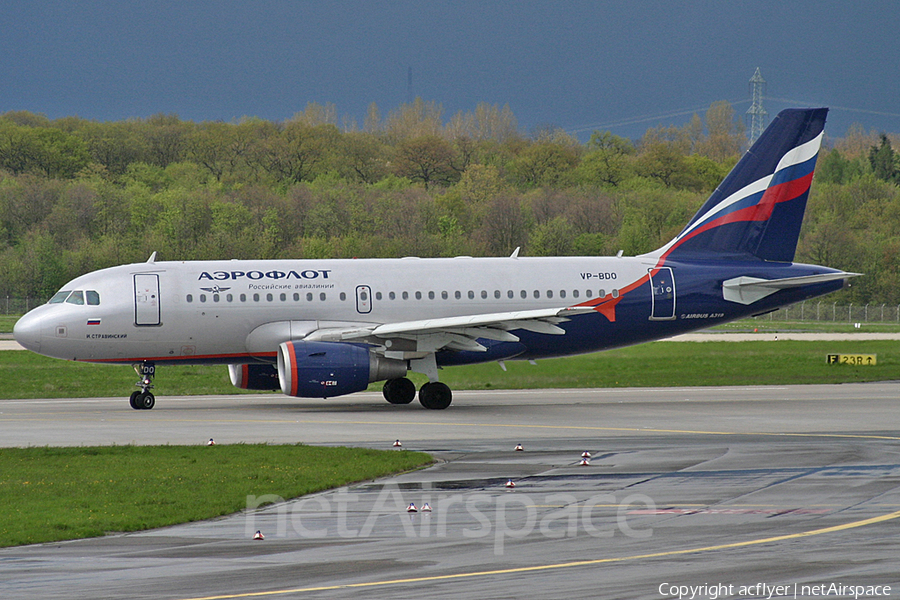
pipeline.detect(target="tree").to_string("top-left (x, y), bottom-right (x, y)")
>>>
top-left (393, 135), bottom-right (457, 188)
top-left (510, 142), bottom-right (578, 187)
top-left (385, 97), bottom-right (443, 142)
top-left (141, 114), bottom-right (191, 168)
top-left (579, 131), bottom-right (635, 186)
top-left (252, 122), bottom-right (336, 184)
top-left (697, 101), bottom-right (745, 161)
top-left (869, 134), bottom-right (898, 182)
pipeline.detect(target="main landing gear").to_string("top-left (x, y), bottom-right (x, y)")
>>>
top-left (382, 377), bottom-right (452, 410)
top-left (129, 361), bottom-right (156, 410)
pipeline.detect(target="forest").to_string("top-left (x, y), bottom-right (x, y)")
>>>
top-left (1, 99), bottom-right (898, 304)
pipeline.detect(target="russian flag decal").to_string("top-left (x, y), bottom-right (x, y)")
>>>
top-left (87, 319), bottom-right (101, 326)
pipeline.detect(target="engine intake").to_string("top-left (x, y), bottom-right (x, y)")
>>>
top-left (277, 341), bottom-right (407, 398)
top-left (228, 363), bottom-right (280, 391)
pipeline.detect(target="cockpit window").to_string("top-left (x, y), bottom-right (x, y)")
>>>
top-left (49, 290), bottom-right (101, 305)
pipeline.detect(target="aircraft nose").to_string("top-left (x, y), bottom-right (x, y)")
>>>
top-left (13, 311), bottom-right (42, 353)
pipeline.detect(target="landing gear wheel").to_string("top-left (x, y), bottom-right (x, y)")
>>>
top-left (130, 361), bottom-right (157, 410)
top-left (383, 377), bottom-right (417, 404)
top-left (418, 381), bottom-right (452, 410)
top-left (137, 392), bottom-right (155, 410)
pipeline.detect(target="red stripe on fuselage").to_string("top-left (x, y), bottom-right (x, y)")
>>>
top-left (86, 351), bottom-right (278, 364)
top-left (575, 273), bottom-right (650, 321)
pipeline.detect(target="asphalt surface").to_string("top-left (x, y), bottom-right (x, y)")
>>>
top-left (1, 384), bottom-right (899, 599)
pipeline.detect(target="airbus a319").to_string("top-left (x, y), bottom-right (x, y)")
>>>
top-left (14, 108), bottom-right (857, 410)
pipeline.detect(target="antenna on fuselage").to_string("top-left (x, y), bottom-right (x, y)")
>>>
top-left (147, 252), bottom-right (158, 263)
top-left (510, 247), bottom-right (520, 259)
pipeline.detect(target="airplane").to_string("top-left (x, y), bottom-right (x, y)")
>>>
top-left (14, 108), bottom-right (858, 410)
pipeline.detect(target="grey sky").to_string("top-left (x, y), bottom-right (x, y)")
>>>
top-left (3, 1), bottom-right (898, 140)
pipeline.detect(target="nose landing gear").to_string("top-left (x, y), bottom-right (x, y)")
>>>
top-left (129, 362), bottom-right (156, 410)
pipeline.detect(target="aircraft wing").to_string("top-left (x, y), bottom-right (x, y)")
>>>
top-left (306, 306), bottom-right (595, 354)
top-left (722, 272), bottom-right (861, 305)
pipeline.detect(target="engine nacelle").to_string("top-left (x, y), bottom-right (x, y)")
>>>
top-left (277, 341), bottom-right (407, 398)
top-left (228, 363), bottom-right (280, 391)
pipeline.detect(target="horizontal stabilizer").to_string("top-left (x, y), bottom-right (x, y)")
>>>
top-left (722, 272), bottom-right (861, 305)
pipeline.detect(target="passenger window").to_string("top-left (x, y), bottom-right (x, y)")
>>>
top-left (520, 290), bottom-right (527, 299)
top-left (294, 293), bottom-right (300, 301)
top-left (560, 290), bottom-right (566, 299)
top-left (533, 290), bottom-right (540, 299)
top-left (49, 290), bottom-right (71, 304)
top-left (481, 290), bottom-right (487, 299)
top-left (253, 293), bottom-right (260, 302)
top-left (306, 293), bottom-right (313, 301)
top-left (213, 294), bottom-right (220, 302)
top-left (402, 291), bottom-right (409, 300)
top-left (599, 289), bottom-right (605, 298)
top-left (586, 290), bottom-right (593, 298)
top-left (280, 293), bottom-right (286, 301)
top-left (494, 290), bottom-right (501, 299)
top-left (240, 294), bottom-right (247, 302)
top-left (507, 290), bottom-right (514, 299)
top-left (389, 291), bottom-right (396, 300)
top-left (612, 289), bottom-right (619, 298)
top-left (547, 290), bottom-right (553, 299)
top-left (455, 291), bottom-right (461, 300)
top-left (226, 294), bottom-right (233, 302)
top-left (415, 291), bottom-right (422, 300)
top-left (319, 293), bottom-right (326, 301)
top-left (428, 291), bottom-right (435, 300)
top-left (86, 290), bottom-right (100, 305)
top-left (468, 291), bottom-right (475, 299)
top-left (441, 291), bottom-right (448, 300)
top-left (339, 292), bottom-right (346, 301)
top-left (266, 293), bottom-right (273, 302)
top-left (66, 291), bottom-right (85, 305)
top-left (573, 290), bottom-right (579, 298)
top-left (376, 292), bottom-right (383, 300)
top-left (186, 294), bottom-right (193, 303)
top-left (200, 294), bottom-right (207, 303)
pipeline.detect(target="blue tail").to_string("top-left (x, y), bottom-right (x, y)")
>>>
top-left (649, 108), bottom-right (828, 263)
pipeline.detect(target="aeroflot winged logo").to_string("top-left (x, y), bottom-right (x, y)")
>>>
top-left (198, 269), bottom-right (332, 281)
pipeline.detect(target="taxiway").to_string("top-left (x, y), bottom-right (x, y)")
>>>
top-left (1, 384), bottom-right (899, 599)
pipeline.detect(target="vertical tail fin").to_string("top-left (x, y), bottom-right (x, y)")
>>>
top-left (649, 108), bottom-right (828, 263)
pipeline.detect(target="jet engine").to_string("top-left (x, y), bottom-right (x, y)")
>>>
top-left (277, 341), bottom-right (407, 398)
top-left (228, 363), bottom-right (281, 391)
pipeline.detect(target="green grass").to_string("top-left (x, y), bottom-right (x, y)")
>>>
top-left (433, 340), bottom-right (900, 389)
top-left (0, 444), bottom-right (432, 548)
top-left (710, 320), bottom-right (900, 334)
top-left (2, 339), bottom-right (898, 400)
top-left (0, 315), bottom-right (19, 333)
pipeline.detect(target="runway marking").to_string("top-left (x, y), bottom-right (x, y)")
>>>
top-left (2, 413), bottom-right (899, 442)
top-left (179, 508), bottom-right (900, 600)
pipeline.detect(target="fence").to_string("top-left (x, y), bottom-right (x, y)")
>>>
top-left (764, 301), bottom-right (900, 323)
top-left (4, 296), bottom-right (900, 322)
